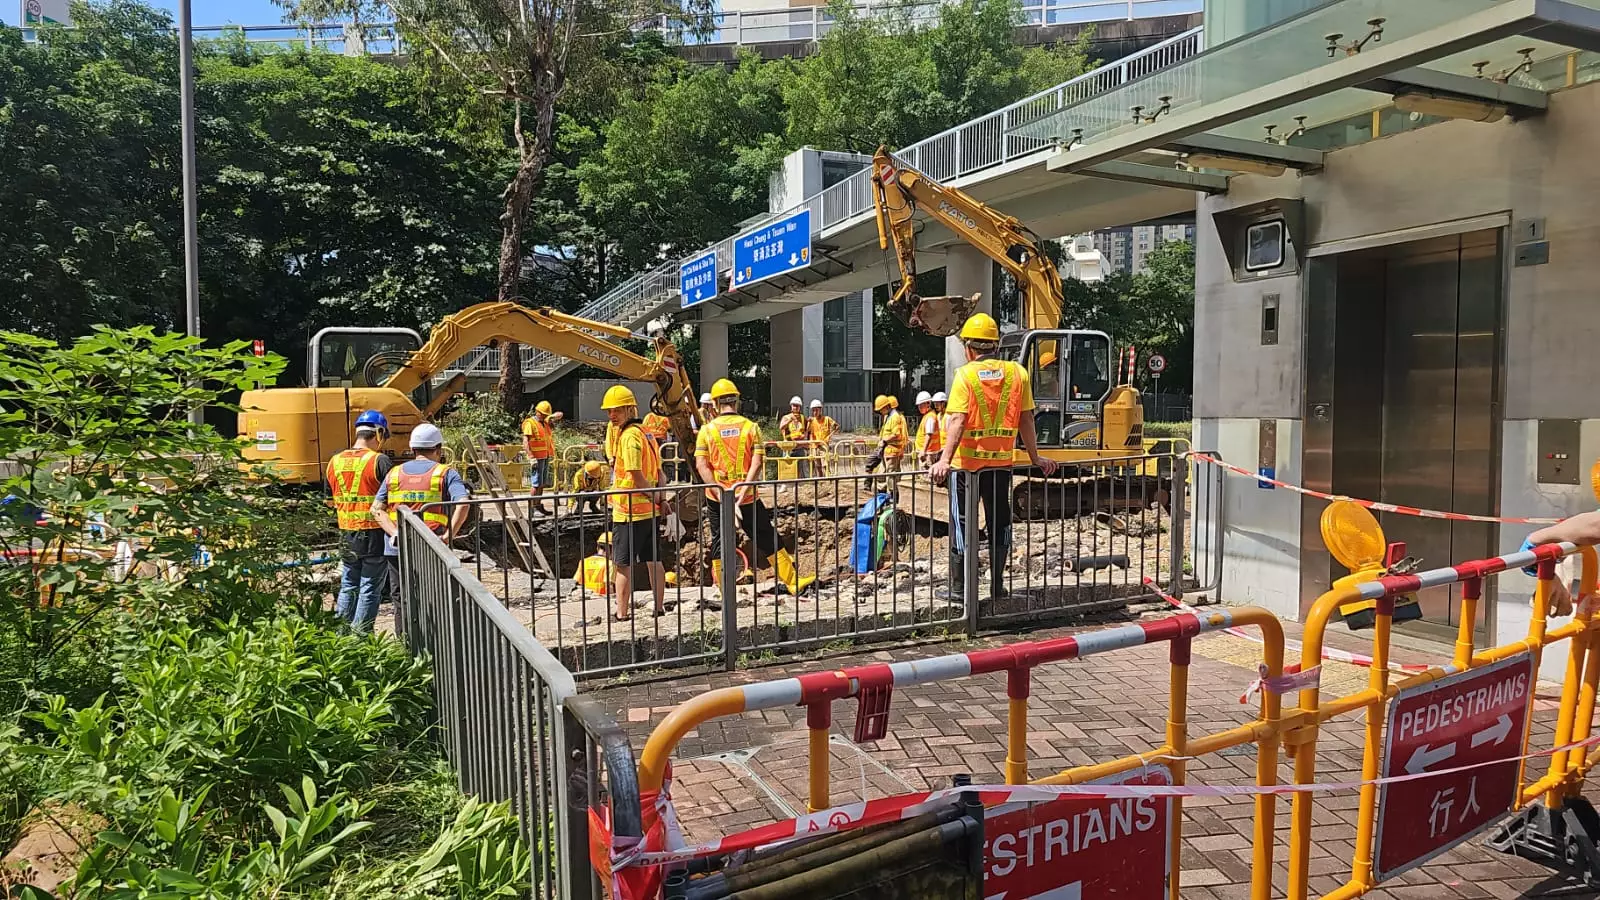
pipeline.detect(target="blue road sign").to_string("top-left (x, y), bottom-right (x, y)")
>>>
top-left (730, 209), bottom-right (811, 290)
top-left (679, 250), bottom-right (719, 308)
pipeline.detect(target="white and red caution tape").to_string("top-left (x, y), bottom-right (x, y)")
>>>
top-left (614, 734), bottom-right (1600, 869)
top-left (1141, 578), bottom-right (1433, 678)
top-left (1188, 452), bottom-right (1562, 525)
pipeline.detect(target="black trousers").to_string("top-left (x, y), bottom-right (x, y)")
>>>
top-left (705, 496), bottom-right (780, 560)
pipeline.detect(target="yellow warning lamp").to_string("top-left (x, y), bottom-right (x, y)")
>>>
top-left (1321, 500), bottom-right (1423, 630)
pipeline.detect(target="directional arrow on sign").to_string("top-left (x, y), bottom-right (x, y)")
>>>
top-left (1405, 741), bottom-right (1458, 775)
top-left (1471, 713), bottom-right (1514, 749)
top-left (789, 252), bottom-right (800, 265)
top-left (985, 883), bottom-right (1083, 900)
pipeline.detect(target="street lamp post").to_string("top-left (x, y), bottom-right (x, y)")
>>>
top-left (178, 0), bottom-right (202, 425)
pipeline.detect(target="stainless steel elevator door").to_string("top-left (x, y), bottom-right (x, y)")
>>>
top-left (1377, 232), bottom-right (1500, 636)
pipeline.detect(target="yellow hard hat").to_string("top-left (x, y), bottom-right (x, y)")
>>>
top-left (710, 378), bottom-right (740, 400)
top-left (536, 400), bottom-right (553, 416)
top-left (959, 312), bottom-right (1000, 343)
top-left (601, 385), bottom-right (637, 410)
top-left (584, 460), bottom-right (604, 475)
top-left (595, 532), bottom-right (611, 546)
top-left (873, 395), bottom-right (893, 413)
top-left (665, 571), bottom-right (679, 586)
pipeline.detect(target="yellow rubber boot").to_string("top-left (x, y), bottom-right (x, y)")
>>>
top-left (712, 559), bottom-right (724, 589)
top-left (771, 548), bottom-right (816, 596)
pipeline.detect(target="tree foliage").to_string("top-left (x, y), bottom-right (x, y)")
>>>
top-left (1057, 240), bottom-right (1196, 389)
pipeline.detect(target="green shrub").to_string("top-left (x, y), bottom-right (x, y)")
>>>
top-left (440, 393), bottom-right (522, 446)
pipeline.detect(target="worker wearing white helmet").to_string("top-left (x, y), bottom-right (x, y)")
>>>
top-left (915, 390), bottom-right (942, 465)
top-left (372, 422), bottom-right (471, 621)
top-left (698, 391), bottom-right (716, 428)
top-left (777, 395), bottom-right (810, 476)
top-left (806, 399), bottom-right (839, 474)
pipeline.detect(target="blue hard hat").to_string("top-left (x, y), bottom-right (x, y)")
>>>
top-left (355, 410), bottom-right (389, 432)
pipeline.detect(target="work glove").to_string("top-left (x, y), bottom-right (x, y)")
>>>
top-left (1520, 536), bottom-right (1540, 576)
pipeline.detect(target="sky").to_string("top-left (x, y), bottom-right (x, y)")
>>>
top-left (3, 0), bottom-right (296, 28)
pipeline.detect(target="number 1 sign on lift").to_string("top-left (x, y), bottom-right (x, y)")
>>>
top-left (730, 209), bottom-right (811, 290)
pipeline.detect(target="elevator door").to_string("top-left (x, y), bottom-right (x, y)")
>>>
top-left (1377, 232), bottom-right (1500, 638)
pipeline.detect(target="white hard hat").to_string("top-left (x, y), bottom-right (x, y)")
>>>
top-left (790, 395), bottom-right (803, 407)
top-left (410, 422), bottom-right (444, 449)
top-left (932, 391), bottom-right (947, 403)
top-left (916, 391), bottom-right (932, 405)
top-left (699, 392), bottom-right (712, 405)
top-left (810, 399), bottom-right (823, 409)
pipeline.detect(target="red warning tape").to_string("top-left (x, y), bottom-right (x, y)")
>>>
top-left (1188, 452), bottom-right (1561, 525)
top-left (616, 734), bottom-right (1600, 869)
top-left (1140, 578), bottom-right (1432, 677)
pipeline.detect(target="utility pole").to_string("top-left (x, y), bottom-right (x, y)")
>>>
top-left (178, 0), bottom-right (203, 426)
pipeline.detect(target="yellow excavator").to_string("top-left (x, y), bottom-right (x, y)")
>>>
top-left (871, 147), bottom-right (1159, 514)
top-left (239, 302), bottom-right (699, 485)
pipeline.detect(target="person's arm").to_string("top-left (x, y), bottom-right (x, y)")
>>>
top-left (737, 448), bottom-right (764, 505)
top-left (695, 455), bottom-right (721, 499)
top-left (445, 471), bottom-right (471, 537)
top-left (1529, 511), bottom-right (1600, 547)
top-left (1018, 414), bottom-right (1057, 476)
top-left (372, 481), bottom-right (397, 538)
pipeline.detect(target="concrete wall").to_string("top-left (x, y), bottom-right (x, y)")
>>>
top-left (1196, 81), bottom-right (1600, 674)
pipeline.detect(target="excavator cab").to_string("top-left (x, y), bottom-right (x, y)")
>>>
top-left (1000, 329), bottom-right (1116, 449)
top-left (309, 327), bottom-right (422, 388)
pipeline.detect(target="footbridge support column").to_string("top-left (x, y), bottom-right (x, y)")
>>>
top-left (943, 246), bottom-right (995, 390)
top-left (701, 321), bottom-right (729, 386)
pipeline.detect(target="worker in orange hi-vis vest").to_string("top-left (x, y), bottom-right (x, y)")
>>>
top-left (928, 313), bottom-right (1058, 602)
top-left (695, 379), bottom-right (815, 596)
top-left (602, 385), bottom-right (670, 620)
top-left (914, 390), bottom-right (944, 466)
top-left (642, 409), bottom-right (671, 442)
top-left (929, 391), bottom-right (949, 463)
top-left (521, 400), bottom-right (563, 514)
top-left (326, 409), bottom-right (393, 632)
top-left (806, 399), bottom-right (839, 475)
top-left (572, 531), bottom-right (615, 599)
top-left (777, 396), bottom-right (810, 477)
top-left (867, 394), bottom-right (908, 498)
top-left (372, 423), bottom-right (472, 625)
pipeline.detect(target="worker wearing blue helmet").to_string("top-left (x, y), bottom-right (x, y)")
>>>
top-left (325, 409), bottom-right (393, 632)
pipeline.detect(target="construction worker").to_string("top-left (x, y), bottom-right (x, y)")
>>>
top-left (696, 378), bottom-right (814, 595)
top-left (602, 385), bottom-right (669, 620)
top-left (372, 423), bottom-right (471, 625)
top-left (929, 391), bottom-right (949, 464)
top-left (698, 391), bottom-right (716, 428)
top-left (569, 459), bottom-right (611, 515)
top-left (572, 532), bottom-right (615, 599)
top-left (867, 394), bottom-right (908, 497)
top-left (778, 396), bottom-right (810, 476)
top-left (521, 400), bottom-right (559, 514)
top-left (642, 407), bottom-right (671, 442)
top-left (929, 313), bottom-right (1058, 601)
top-left (914, 390), bottom-right (944, 466)
top-left (807, 399), bottom-right (839, 475)
top-left (326, 410), bottom-right (394, 631)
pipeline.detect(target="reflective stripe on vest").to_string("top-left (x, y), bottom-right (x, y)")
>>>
top-left (954, 361), bottom-right (1022, 470)
top-left (385, 464), bottom-right (450, 530)
top-left (326, 448), bottom-right (381, 531)
top-left (642, 413), bottom-right (670, 441)
top-left (702, 415), bottom-right (759, 505)
top-left (523, 416), bottom-right (553, 458)
top-left (580, 555), bottom-right (613, 593)
top-left (917, 412), bottom-right (944, 455)
top-left (779, 414), bottom-right (807, 441)
top-left (611, 424), bottom-right (661, 520)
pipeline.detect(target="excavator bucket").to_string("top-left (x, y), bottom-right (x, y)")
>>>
top-left (889, 293), bottom-right (981, 337)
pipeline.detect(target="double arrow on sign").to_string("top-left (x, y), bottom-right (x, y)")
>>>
top-left (1403, 714), bottom-right (1515, 775)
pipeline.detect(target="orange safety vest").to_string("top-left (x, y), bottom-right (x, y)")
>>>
top-left (610, 423), bottom-right (661, 522)
top-left (879, 411), bottom-right (908, 458)
top-left (326, 448), bottom-right (383, 531)
top-left (808, 414), bottom-right (839, 444)
top-left (522, 415), bottom-right (553, 459)
top-left (953, 360), bottom-right (1024, 471)
top-left (385, 463), bottom-right (451, 531)
top-left (917, 411), bottom-right (944, 457)
top-left (642, 412), bottom-right (671, 441)
top-left (576, 554), bottom-right (614, 594)
top-left (698, 414), bottom-right (762, 505)
top-left (778, 413), bottom-right (808, 442)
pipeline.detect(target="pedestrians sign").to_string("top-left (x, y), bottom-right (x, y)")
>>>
top-left (730, 209), bottom-right (811, 290)
top-left (679, 249), bottom-right (718, 309)
top-left (982, 766), bottom-right (1170, 899)
top-left (1146, 353), bottom-right (1166, 374)
top-left (1374, 653), bottom-right (1535, 881)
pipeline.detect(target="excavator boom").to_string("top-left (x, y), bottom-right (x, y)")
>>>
top-left (871, 147), bottom-right (1063, 335)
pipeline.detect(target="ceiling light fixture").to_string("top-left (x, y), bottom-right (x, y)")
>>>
top-left (1185, 153), bottom-right (1288, 178)
top-left (1392, 91), bottom-right (1507, 123)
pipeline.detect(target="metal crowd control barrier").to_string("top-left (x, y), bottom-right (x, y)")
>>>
top-left (634, 604), bottom-right (1288, 899)
top-left (616, 538), bottom-right (1600, 898)
top-left (395, 507), bottom-right (623, 900)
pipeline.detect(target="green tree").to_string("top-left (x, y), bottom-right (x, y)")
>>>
top-left (1056, 240), bottom-right (1195, 389)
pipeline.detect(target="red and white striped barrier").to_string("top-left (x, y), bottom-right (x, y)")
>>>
top-left (1188, 452), bottom-right (1562, 525)
top-left (614, 734), bottom-right (1600, 869)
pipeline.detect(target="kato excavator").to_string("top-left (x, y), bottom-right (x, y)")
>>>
top-left (871, 147), bottom-right (1163, 515)
top-left (239, 302), bottom-right (700, 485)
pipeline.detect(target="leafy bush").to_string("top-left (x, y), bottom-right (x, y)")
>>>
top-left (439, 393), bottom-right (522, 446)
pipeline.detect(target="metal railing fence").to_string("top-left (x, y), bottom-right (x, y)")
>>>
top-left (416, 449), bottom-right (1211, 679)
top-left (396, 508), bottom-right (621, 900)
top-left (433, 25), bottom-right (1204, 382)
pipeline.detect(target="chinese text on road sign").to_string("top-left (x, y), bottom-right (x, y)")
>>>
top-left (679, 250), bottom-right (718, 309)
top-left (982, 766), bottom-right (1170, 899)
top-left (1375, 653), bottom-right (1534, 881)
top-left (730, 209), bottom-right (811, 289)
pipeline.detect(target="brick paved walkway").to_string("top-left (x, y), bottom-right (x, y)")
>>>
top-left (598, 610), bottom-right (1600, 898)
